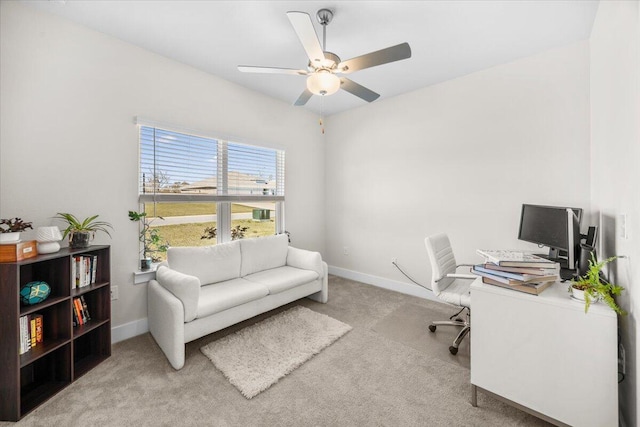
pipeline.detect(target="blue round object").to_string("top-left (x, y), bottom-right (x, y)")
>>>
top-left (20, 281), bottom-right (50, 305)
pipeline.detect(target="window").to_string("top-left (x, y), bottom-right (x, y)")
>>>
top-left (137, 124), bottom-right (285, 260)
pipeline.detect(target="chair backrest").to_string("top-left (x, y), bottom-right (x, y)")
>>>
top-left (425, 233), bottom-right (458, 295)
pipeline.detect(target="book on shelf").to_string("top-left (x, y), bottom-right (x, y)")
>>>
top-left (472, 264), bottom-right (558, 283)
top-left (19, 316), bottom-right (29, 355)
top-left (30, 316), bottom-right (36, 348)
top-left (476, 249), bottom-right (557, 268)
top-left (71, 257), bottom-right (76, 290)
top-left (90, 255), bottom-right (98, 283)
top-left (72, 302), bottom-right (79, 327)
top-left (482, 276), bottom-right (554, 295)
top-left (73, 298), bottom-right (84, 325)
top-left (80, 295), bottom-right (91, 322)
top-left (34, 314), bottom-right (43, 345)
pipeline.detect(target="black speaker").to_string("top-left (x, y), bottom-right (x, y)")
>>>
top-left (578, 244), bottom-right (596, 277)
top-left (585, 226), bottom-right (598, 247)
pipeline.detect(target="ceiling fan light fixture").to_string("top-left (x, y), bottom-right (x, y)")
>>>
top-left (306, 71), bottom-right (340, 96)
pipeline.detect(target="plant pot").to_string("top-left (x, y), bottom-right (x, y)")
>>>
top-left (140, 258), bottom-right (152, 271)
top-left (70, 231), bottom-right (92, 249)
top-left (570, 286), bottom-right (599, 303)
top-left (0, 232), bottom-right (21, 244)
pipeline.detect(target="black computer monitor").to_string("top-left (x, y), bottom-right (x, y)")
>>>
top-left (517, 204), bottom-right (582, 271)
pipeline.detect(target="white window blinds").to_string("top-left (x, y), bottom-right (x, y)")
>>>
top-left (139, 126), bottom-right (284, 203)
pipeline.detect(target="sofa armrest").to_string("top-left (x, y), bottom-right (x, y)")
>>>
top-left (287, 246), bottom-right (324, 278)
top-left (148, 280), bottom-right (186, 370)
top-left (155, 265), bottom-right (201, 322)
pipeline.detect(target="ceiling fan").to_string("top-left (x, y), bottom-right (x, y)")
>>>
top-left (238, 8), bottom-right (412, 106)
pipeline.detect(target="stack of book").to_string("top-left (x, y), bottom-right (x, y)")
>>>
top-left (473, 249), bottom-right (559, 295)
top-left (71, 254), bottom-right (98, 289)
top-left (72, 296), bottom-right (92, 327)
top-left (19, 313), bottom-right (43, 355)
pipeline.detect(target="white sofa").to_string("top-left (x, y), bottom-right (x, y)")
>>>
top-left (147, 234), bottom-right (328, 369)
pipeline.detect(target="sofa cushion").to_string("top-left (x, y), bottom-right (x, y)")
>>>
top-left (286, 247), bottom-right (323, 278)
top-left (168, 241), bottom-right (241, 286)
top-left (243, 266), bottom-right (319, 295)
top-left (196, 278), bottom-right (269, 318)
top-left (155, 265), bottom-right (200, 322)
top-left (239, 234), bottom-right (289, 277)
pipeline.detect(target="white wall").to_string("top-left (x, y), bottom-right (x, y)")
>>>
top-left (0, 2), bottom-right (325, 331)
top-left (590, 2), bottom-right (640, 425)
top-left (325, 41), bottom-right (591, 297)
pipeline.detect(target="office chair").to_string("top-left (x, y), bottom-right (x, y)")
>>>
top-left (425, 233), bottom-right (476, 355)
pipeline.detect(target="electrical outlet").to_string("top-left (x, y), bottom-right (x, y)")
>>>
top-left (343, 246), bottom-right (349, 256)
top-left (111, 285), bottom-right (118, 301)
top-left (619, 213), bottom-right (629, 239)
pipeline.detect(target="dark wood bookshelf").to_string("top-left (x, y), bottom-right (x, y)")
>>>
top-left (0, 245), bottom-right (111, 421)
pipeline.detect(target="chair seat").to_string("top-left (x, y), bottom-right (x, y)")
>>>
top-left (437, 278), bottom-right (471, 308)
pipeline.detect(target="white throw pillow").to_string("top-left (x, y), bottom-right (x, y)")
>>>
top-left (168, 240), bottom-right (241, 285)
top-left (239, 234), bottom-right (289, 277)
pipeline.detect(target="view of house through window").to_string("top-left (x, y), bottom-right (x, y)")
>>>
top-left (137, 124), bottom-right (284, 262)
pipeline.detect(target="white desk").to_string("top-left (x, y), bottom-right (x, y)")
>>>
top-left (470, 277), bottom-right (618, 427)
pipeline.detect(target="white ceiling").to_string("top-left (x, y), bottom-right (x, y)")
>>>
top-left (23, 0), bottom-right (599, 116)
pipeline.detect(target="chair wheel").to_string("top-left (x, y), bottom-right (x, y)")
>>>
top-left (449, 346), bottom-right (458, 355)
top-left (428, 325), bottom-right (436, 332)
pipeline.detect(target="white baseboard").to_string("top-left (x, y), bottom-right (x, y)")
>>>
top-left (111, 317), bottom-right (149, 344)
top-left (328, 265), bottom-right (440, 303)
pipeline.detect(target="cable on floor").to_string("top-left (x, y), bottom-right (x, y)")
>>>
top-left (448, 306), bottom-right (465, 320)
top-left (392, 260), bottom-right (432, 292)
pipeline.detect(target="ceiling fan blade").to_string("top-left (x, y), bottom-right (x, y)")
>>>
top-left (340, 78), bottom-right (380, 103)
top-left (238, 66), bottom-right (307, 76)
top-left (286, 11), bottom-right (325, 64)
top-left (338, 42), bottom-right (412, 74)
top-left (294, 89), bottom-right (313, 106)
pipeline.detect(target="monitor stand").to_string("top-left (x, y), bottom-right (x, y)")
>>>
top-left (559, 268), bottom-right (576, 281)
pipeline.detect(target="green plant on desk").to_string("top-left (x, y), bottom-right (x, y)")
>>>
top-left (569, 254), bottom-right (625, 315)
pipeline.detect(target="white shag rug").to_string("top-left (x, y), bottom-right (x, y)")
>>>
top-left (200, 306), bottom-right (352, 399)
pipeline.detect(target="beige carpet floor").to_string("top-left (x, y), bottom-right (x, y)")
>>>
top-left (4, 276), bottom-right (551, 426)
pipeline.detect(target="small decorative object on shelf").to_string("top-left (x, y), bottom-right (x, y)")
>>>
top-left (20, 281), bottom-right (51, 305)
top-left (0, 240), bottom-right (37, 262)
top-left (54, 213), bottom-right (113, 249)
top-left (0, 217), bottom-right (33, 244)
top-left (35, 226), bottom-right (63, 254)
top-left (128, 210), bottom-right (168, 270)
top-left (569, 254), bottom-right (625, 314)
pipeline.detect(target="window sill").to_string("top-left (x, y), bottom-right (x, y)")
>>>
top-left (133, 264), bottom-right (158, 284)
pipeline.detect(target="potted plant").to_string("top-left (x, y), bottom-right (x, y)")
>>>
top-left (569, 254), bottom-right (625, 314)
top-left (0, 217), bottom-right (33, 243)
top-left (54, 213), bottom-right (113, 249)
top-left (128, 210), bottom-right (168, 270)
